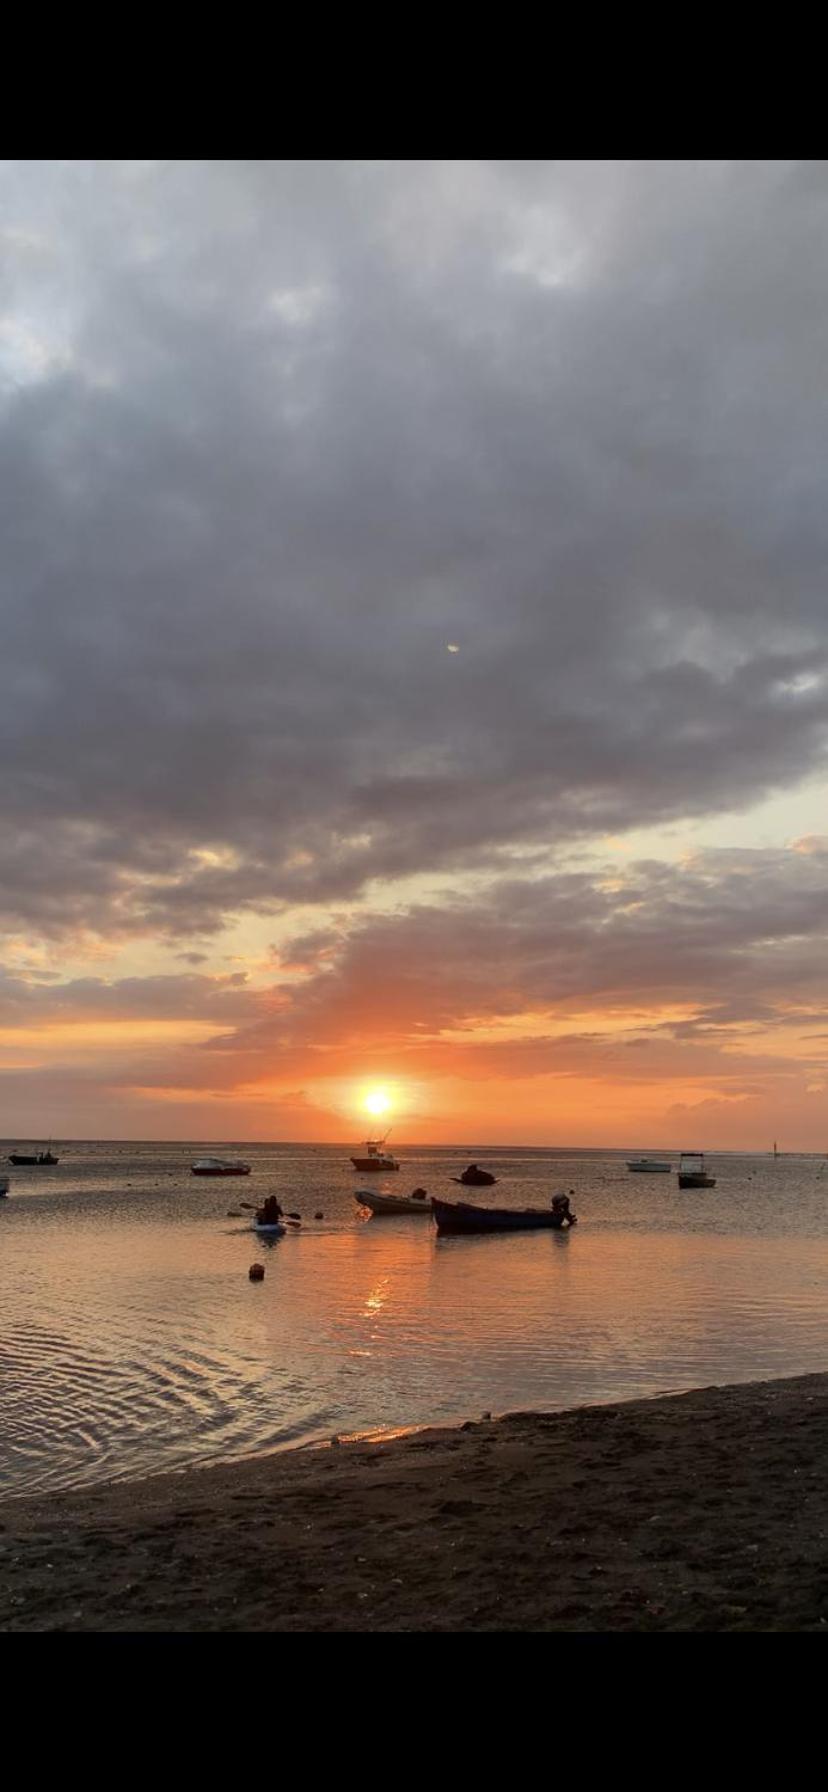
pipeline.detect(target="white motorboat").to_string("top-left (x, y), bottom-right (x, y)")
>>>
top-left (355, 1188), bottom-right (430, 1215)
top-left (191, 1156), bottom-right (252, 1177)
top-left (350, 1136), bottom-right (400, 1172)
top-left (678, 1152), bottom-right (716, 1189)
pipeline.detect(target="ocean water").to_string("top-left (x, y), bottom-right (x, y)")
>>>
top-left (1, 1141), bottom-right (827, 1498)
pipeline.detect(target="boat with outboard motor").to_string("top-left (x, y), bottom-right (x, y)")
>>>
top-left (432, 1193), bottom-right (577, 1235)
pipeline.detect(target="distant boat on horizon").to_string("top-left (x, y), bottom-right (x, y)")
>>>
top-left (8, 1142), bottom-right (58, 1166)
top-left (350, 1135), bottom-right (400, 1172)
top-left (678, 1152), bottom-right (716, 1189)
top-left (627, 1157), bottom-right (672, 1173)
top-left (191, 1156), bottom-right (251, 1177)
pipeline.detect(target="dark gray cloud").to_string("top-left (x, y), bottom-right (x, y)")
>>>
top-left (2, 161), bottom-right (828, 938)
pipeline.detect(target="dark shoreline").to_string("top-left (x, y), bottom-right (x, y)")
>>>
top-left (2, 1372), bottom-right (827, 1632)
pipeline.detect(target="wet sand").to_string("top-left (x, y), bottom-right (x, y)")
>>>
top-left (1, 1373), bottom-right (827, 1631)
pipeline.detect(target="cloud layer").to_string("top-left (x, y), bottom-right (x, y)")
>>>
top-left (2, 161), bottom-right (828, 941)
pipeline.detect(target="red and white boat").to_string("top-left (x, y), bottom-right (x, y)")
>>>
top-left (191, 1156), bottom-right (251, 1177)
top-left (349, 1136), bottom-right (399, 1172)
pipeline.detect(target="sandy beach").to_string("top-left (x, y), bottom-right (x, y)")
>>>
top-left (1, 1372), bottom-right (827, 1631)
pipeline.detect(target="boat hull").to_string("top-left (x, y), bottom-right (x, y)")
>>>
top-left (252, 1222), bottom-right (285, 1237)
top-left (191, 1164), bottom-right (251, 1176)
top-left (627, 1161), bottom-right (671, 1173)
top-left (355, 1190), bottom-right (431, 1215)
top-left (678, 1174), bottom-right (716, 1188)
top-left (9, 1153), bottom-right (57, 1165)
top-left (452, 1172), bottom-right (497, 1187)
top-left (350, 1158), bottom-right (399, 1172)
top-left (432, 1197), bottom-right (569, 1235)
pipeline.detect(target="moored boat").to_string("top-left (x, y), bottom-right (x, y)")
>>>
top-left (452, 1164), bottom-right (497, 1186)
top-left (432, 1196), bottom-right (576, 1235)
top-left (8, 1147), bottom-right (59, 1165)
top-left (678, 1152), bottom-right (716, 1189)
top-left (191, 1156), bottom-right (251, 1176)
top-left (350, 1136), bottom-right (400, 1172)
top-left (627, 1158), bottom-right (672, 1173)
top-left (355, 1188), bottom-right (431, 1215)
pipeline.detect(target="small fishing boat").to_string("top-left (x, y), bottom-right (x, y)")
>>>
top-left (8, 1139), bottom-right (58, 1168)
top-left (191, 1156), bottom-right (251, 1176)
top-left (355, 1188), bottom-right (431, 1216)
top-left (627, 1158), bottom-right (672, 1173)
top-left (452, 1164), bottom-right (497, 1187)
top-left (432, 1196), bottom-right (575, 1235)
top-left (678, 1152), bottom-right (716, 1189)
top-left (350, 1136), bottom-right (400, 1172)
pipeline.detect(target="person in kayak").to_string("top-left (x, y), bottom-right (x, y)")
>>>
top-left (551, 1191), bottom-right (577, 1226)
top-left (258, 1195), bottom-right (284, 1225)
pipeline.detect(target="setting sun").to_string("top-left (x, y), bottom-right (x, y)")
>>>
top-left (364, 1087), bottom-right (392, 1118)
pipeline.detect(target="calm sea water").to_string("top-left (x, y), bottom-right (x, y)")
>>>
top-left (1, 1141), bottom-right (827, 1497)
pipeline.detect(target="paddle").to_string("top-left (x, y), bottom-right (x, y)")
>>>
top-left (240, 1199), bottom-right (301, 1221)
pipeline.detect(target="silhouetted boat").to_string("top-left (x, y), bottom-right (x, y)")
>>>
top-left (9, 1146), bottom-right (58, 1165)
top-left (678, 1152), bottom-right (716, 1189)
top-left (355, 1188), bottom-right (431, 1215)
top-left (452, 1164), bottom-right (497, 1186)
top-left (191, 1156), bottom-right (251, 1176)
top-left (350, 1136), bottom-right (399, 1172)
top-left (432, 1196), bottom-right (575, 1235)
top-left (627, 1158), bottom-right (671, 1173)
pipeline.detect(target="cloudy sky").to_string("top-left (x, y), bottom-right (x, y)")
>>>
top-left (2, 160), bottom-right (827, 1145)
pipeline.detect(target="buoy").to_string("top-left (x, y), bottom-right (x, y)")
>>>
top-left (314, 1210), bottom-right (324, 1220)
top-left (249, 1263), bottom-right (265, 1281)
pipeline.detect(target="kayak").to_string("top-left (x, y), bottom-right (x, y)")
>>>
top-left (252, 1222), bottom-right (286, 1237)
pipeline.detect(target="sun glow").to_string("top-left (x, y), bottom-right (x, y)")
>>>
top-left (364, 1086), bottom-right (392, 1118)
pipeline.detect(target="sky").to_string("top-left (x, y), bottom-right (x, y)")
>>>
top-left (1, 159), bottom-right (827, 1147)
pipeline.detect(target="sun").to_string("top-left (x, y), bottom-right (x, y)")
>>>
top-left (364, 1086), bottom-right (392, 1118)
